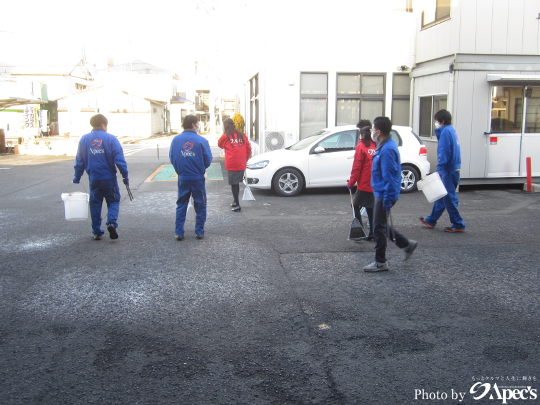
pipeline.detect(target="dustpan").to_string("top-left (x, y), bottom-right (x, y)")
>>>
top-left (186, 197), bottom-right (196, 222)
top-left (242, 174), bottom-right (255, 201)
top-left (348, 189), bottom-right (366, 240)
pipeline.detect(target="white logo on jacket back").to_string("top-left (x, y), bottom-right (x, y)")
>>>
top-left (181, 141), bottom-right (196, 157)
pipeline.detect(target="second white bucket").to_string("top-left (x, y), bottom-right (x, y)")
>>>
top-left (61, 192), bottom-right (89, 221)
top-left (417, 172), bottom-right (448, 203)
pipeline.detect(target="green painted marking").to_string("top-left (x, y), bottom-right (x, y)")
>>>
top-left (153, 165), bottom-right (177, 181)
top-left (151, 163), bottom-right (223, 181)
top-left (206, 162), bottom-right (224, 180)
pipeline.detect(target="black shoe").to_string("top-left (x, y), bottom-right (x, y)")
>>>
top-left (354, 236), bottom-right (375, 243)
top-left (403, 240), bottom-right (418, 261)
top-left (231, 206), bottom-right (241, 212)
top-left (196, 234), bottom-right (204, 239)
top-left (93, 234), bottom-right (102, 240)
top-left (175, 234), bottom-right (184, 241)
top-left (444, 226), bottom-right (465, 233)
top-left (107, 225), bottom-right (119, 239)
top-left (231, 202), bottom-right (238, 207)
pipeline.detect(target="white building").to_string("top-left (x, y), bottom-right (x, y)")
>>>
top-left (54, 87), bottom-right (167, 139)
top-left (410, 0), bottom-right (540, 183)
top-left (241, 2), bottom-right (417, 154)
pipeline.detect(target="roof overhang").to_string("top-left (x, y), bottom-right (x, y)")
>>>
top-left (171, 96), bottom-right (193, 103)
top-left (486, 74), bottom-right (540, 85)
top-left (0, 98), bottom-right (47, 109)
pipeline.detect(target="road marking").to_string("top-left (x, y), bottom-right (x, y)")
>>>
top-left (123, 145), bottom-right (153, 156)
top-left (145, 163), bottom-right (223, 182)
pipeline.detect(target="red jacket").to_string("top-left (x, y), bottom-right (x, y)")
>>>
top-left (347, 140), bottom-right (376, 192)
top-left (218, 132), bottom-right (252, 171)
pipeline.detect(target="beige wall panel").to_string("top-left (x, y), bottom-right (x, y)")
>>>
top-left (475, 0), bottom-right (494, 54)
top-left (459, 0), bottom-right (478, 53)
top-left (491, 0), bottom-right (510, 54)
top-left (468, 71), bottom-right (491, 178)
top-left (522, 0), bottom-right (540, 54)
top-left (453, 72), bottom-right (476, 177)
top-left (507, 0), bottom-right (525, 53)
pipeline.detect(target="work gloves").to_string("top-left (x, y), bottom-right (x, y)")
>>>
top-left (72, 177), bottom-right (80, 184)
top-left (123, 177), bottom-right (129, 186)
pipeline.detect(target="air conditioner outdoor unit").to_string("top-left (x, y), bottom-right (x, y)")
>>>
top-left (260, 131), bottom-right (297, 154)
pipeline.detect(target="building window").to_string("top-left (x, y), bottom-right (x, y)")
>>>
top-left (250, 74), bottom-right (259, 142)
top-left (300, 73), bottom-right (328, 139)
top-left (392, 74), bottom-right (411, 126)
top-left (75, 83), bottom-right (87, 90)
top-left (422, 0), bottom-right (451, 28)
top-left (492, 86), bottom-right (540, 133)
top-left (419, 95), bottom-right (447, 137)
top-left (336, 73), bottom-right (385, 127)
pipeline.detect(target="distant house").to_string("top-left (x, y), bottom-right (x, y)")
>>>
top-left (54, 87), bottom-right (167, 139)
top-left (0, 59), bottom-right (93, 138)
top-left (97, 60), bottom-right (195, 133)
top-left (6, 59), bottom-right (92, 100)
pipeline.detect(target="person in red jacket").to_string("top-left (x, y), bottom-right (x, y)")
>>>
top-left (347, 124), bottom-right (376, 241)
top-left (218, 118), bottom-right (252, 212)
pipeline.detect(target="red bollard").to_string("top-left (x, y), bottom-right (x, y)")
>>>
top-left (526, 157), bottom-right (532, 192)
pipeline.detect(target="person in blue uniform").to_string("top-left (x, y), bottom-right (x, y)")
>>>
top-left (363, 116), bottom-right (418, 272)
top-left (73, 114), bottom-right (129, 240)
top-left (419, 109), bottom-right (466, 233)
top-left (169, 115), bottom-right (213, 240)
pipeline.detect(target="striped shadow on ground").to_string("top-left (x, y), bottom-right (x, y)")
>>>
top-left (145, 163), bottom-right (223, 182)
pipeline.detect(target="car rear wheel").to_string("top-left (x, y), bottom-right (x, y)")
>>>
top-left (273, 168), bottom-right (304, 196)
top-left (401, 165), bottom-right (419, 193)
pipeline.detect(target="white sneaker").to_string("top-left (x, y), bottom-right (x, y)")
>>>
top-left (363, 261), bottom-right (389, 272)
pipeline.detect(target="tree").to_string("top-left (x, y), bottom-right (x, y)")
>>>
top-left (232, 113), bottom-right (245, 134)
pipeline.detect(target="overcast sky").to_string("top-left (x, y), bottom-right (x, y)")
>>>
top-left (2, 0), bottom-right (415, 92)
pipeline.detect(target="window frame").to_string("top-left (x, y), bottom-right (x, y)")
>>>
top-left (249, 74), bottom-right (259, 143)
top-left (335, 72), bottom-right (386, 127)
top-left (421, 0), bottom-right (451, 30)
top-left (299, 72), bottom-right (328, 139)
top-left (392, 73), bottom-right (411, 126)
top-left (419, 94), bottom-right (448, 139)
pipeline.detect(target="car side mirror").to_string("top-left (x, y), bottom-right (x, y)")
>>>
top-left (313, 146), bottom-right (325, 154)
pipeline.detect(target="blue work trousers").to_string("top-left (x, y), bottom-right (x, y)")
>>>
top-left (175, 179), bottom-right (207, 236)
top-left (425, 170), bottom-right (466, 230)
top-left (89, 178), bottom-right (121, 235)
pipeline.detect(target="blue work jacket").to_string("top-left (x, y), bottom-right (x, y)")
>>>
top-left (74, 129), bottom-right (128, 182)
top-left (371, 137), bottom-right (401, 201)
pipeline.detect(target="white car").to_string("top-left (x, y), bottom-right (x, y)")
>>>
top-left (246, 125), bottom-right (430, 197)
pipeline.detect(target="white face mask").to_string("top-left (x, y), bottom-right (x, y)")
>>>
top-left (194, 124), bottom-right (200, 132)
top-left (434, 121), bottom-right (441, 129)
top-left (371, 130), bottom-right (379, 142)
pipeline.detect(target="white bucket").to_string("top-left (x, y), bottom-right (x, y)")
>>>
top-left (61, 192), bottom-right (89, 221)
top-left (417, 172), bottom-right (448, 203)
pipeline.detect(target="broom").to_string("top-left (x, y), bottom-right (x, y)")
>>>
top-left (348, 189), bottom-right (366, 240)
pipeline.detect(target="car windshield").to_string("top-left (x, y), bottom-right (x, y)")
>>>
top-left (286, 130), bottom-right (331, 150)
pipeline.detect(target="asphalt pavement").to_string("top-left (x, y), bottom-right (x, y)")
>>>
top-left (0, 144), bottom-right (539, 405)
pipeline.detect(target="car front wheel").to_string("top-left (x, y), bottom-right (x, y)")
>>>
top-left (273, 168), bottom-right (304, 196)
top-left (401, 165), bottom-right (420, 193)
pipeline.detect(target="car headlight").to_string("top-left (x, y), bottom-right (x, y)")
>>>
top-left (247, 160), bottom-right (269, 170)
